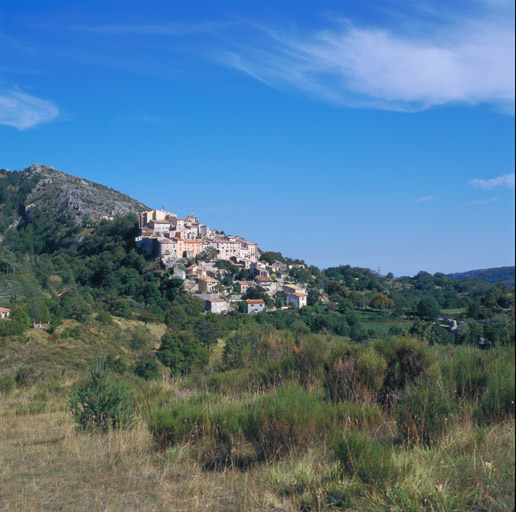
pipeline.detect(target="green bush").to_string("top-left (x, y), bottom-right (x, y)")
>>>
top-left (0, 373), bottom-right (16, 394)
top-left (68, 358), bottom-right (135, 431)
top-left (129, 326), bottom-right (149, 351)
top-left (150, 384), bottom-right (335, 465)
top-left (96, 310), bottom-right (114, 325)
top-left (324, 345), bottom-right (386, 403)
top-left (441, 346), bottom-right (488, 401)
top-left (381, 337), bottom-right (433, 406)
top-left (334, 401), bottom-right (384, 430)
top-left (395, 380), bottom-right (453, 445)
top-left (477, 351), bottom-right (515, 422)
top-left (157, 330), bottom-right (209, 376)
top-left (205, 368), bottom-right (251, 394)
top-left (15, 365), bottom-right (40, 387)
top-left (133, 358), bottom-right (161, 381)
top-left (291, 334), bottom-right (330, 387)
top-left (241, 383), bottom-right (334, 461)
top-left (222, 324), bottom-right (273, 370)
top-left (148, 395), bottom-right (249, 468)
top-left (333, 430), bottom-right (399, 487)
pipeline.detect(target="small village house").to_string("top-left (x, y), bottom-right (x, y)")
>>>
top-left (246, 299), bottom-right (265, 314)
top-left (198, 276), bottom-right (219, 293)
top-left (286, 292), bottom-right (308, 309)
top-left (206, 299), bottom-right (230, 314)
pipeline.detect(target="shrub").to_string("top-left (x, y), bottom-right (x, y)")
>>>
top-left (381, 337), bottom-right (433, 406)
top-left (0, 373), bottom-right (16, 394)
top-left (129, 326), bottom-right (149, 351)
top-left (441, 346), bottom-right (488, 401)
top-left (292, 334), bottom-right (330, 387)
top-left (222, 324), bottom-right (273, 370)
top-left (133, 358), bottom-right (161, 381)
top-left (388, 325), bottom-right (404, 336)
top-left (104, 354), bottom-right (127, 374)
top-left (205, 368), bottom-right (252, 395)
top-left (395, 380), bottom-right (453, 445)
top-left (148, 395), bottom-right (249, 468)
top-left (324, 345), bottom-right (386, 403)
top-left (157, 330), bottom-right (209, 376)
top-left (68, 358), bottom-right (135, 431)
top-left (334, 401), bottom-right (384, 430)
top-left (150, 385), bottom-right (335, 465)
top-left (96, 310), bottom-right (113, 325)
top-left (333, 430), bottom-right (399, 487)
top-left (149, 399), bottom-right (208, 448)
top-left (477, 351), bottom-right (515, 422)
top-left (15, 365), bottom-right (40, 387)
top-left (241, 383), bottom-right (333, 461)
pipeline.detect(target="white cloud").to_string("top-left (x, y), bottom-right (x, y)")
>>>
top-left (0, 89), bottom-right (59, 130)
top-left (220, 11), bottom-right (515, 112)
top-left (412, 195), bottom-right (435, 203)
top-left (470, 174), bottom-right (515, 189)
top-left (465, 197), bottom-right (500, 205)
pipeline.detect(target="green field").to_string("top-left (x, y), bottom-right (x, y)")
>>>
top-left (441, 308), bottom-right (467, 315)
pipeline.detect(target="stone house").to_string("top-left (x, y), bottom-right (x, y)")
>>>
top-left (198, 276), bottom-right (219, 293)
top-left (206, 299), bottom-right (230, 314)
top-left (286, 293), bottom-right (307, 309)
top-left (246, 299), bottom-right (265, 314)
top-left (255, 275), bottom-right (276, 295)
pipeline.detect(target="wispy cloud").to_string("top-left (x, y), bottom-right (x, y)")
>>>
top-left (412, 195), bottom-right (435, 203)
top-left (76, 21), bottom-right (233, 36)
top-left (465, 197), bottom-right (500, 205)
top-left (218, 7), bottom-right (515, 112)
top-left (470, 174), bottom-right (515, 189)
top-left (0, 88), bottom-right (58, 129)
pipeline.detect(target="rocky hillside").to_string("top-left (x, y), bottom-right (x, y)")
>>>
top-left (2, 164), bottom-right (148, 223)
top-left (0, 164), bottom-right (149, 253)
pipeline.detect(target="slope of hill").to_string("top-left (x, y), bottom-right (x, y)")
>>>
top-left (0, 164), bottom-right (148, 226)
top-left (0, 164), bottom-right (149, 254)
top-left (448, 266), bottom-right (515, 289)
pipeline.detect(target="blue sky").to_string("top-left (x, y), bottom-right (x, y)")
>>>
top-left (1, 0), bottom-right (514, 276)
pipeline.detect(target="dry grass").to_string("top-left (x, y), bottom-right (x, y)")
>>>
top-left (1, 381), bottom-right (513, 512)
top-left (0, 390), bottom-right (292, 512)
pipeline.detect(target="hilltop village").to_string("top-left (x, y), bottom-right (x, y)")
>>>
top-left (136, 209), bottom-right (308, 314)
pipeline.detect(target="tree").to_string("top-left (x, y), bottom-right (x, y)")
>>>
top-left (199, 246), bottom-right (218, 261)
top-left (369, 293), bottom-right (394, 310)
top-left (133, 358), bottom-right (161, 380)
top-left (68, 358), bottom-right (135, 431)
top-left (156, 331), bottom-right (208, 376)
top-left (417, 297), bottom-right (440, 321)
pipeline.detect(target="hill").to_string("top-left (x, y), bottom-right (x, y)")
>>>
top-left (0, 164), bottom-right (148, 253)
top-left (1, 164), bottom-right (148, 223)
top-left (0, 164), bottom-right (513, 512)
top-left (448, 266), bottom-right (515, 289)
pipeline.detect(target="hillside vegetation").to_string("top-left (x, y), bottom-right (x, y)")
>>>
top-left (448, 266), bottom-right (515, 289)
top-left (0, 166), bottom-right (514, 511)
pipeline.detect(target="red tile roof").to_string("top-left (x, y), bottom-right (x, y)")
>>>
top-left (255, 275), bottom-right (272, 282)
top-left (246, 299), bottom-right (265, 304)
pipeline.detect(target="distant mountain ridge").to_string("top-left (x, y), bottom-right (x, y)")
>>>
top-left (447, 266), bottom-right (515, 289)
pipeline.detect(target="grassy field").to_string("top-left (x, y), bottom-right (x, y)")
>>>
top-left (1, 315), bottom-right (514, 511)
top-left (1, 381), bottom-right (514, 511)
top-left (441, 308), bottom-right (467, 315)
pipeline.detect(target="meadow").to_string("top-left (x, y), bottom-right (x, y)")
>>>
top-left (1, 320), bottom-right (514, 511)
